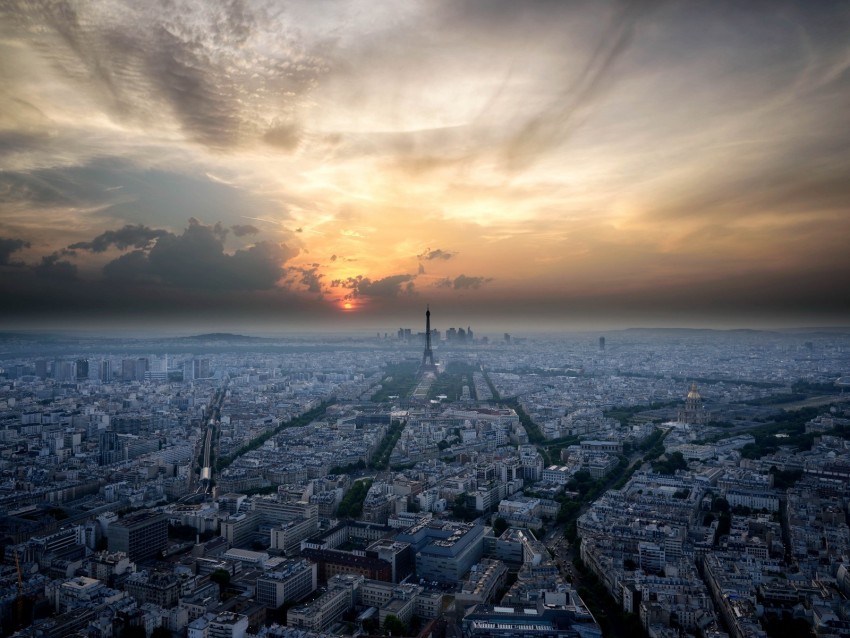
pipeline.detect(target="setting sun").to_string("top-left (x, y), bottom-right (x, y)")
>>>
top-left (0, 1), bottom-right (848, 330)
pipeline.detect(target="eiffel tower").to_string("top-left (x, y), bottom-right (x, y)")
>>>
top-left (422, 305), bottom-right (435, 369)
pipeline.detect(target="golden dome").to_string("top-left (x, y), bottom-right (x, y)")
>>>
top-left (687, 383), bottom-right (701, 401)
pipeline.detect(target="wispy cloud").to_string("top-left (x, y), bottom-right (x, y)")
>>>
top-left (1, 0), bottom-right (849, 326)
top-left (0, 0), bottom-right (330, 149)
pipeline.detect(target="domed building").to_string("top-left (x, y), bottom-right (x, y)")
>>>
top-left (677, 383), bottom-right (707, 425)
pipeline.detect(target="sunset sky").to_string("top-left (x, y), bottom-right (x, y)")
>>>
top-left (1, 0), bottom-right (849, 333)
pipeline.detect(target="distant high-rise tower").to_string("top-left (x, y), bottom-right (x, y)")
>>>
top-left (193, 358), bottom-right (211, 379)
top-left (599, 336), bottom-right (605, 351)
top-left (57, 360), bottom-right (76, 382)
top-left (422, 306), bottom-right (435, 368)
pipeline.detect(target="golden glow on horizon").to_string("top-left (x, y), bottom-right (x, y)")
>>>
top-left (0, 1), bottom-right (848, 325)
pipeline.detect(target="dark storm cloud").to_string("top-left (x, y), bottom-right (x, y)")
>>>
top-left (333, 273), bottom-right (415, 299)
top-left (231, 224), bottom-right (260, 237)
top-left (1, 0), bottom-right (329, 148)
top-left (102, 249), bottom-right (152, 282)
top-left (290, 265), bottom-right (324, 293)
top-left (101, 219), bottom-right (296, 290)
top-left (34, 253), bottom-right (78, 281)
top-left (417, 248), bottom-right (455, 261)
top-left (0, 214), bottom-right (306, 321)
top-left (11, 218), bottom-right (295, 291)
top-left (436, 274), bottom-right (493, 290)
top-left (0, 238), bottom-right (30, 265)
top-left (70, 224), bottom-right (169, 252)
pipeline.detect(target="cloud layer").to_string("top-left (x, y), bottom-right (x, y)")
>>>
top-left (1, 0), bottom-right (849, 328)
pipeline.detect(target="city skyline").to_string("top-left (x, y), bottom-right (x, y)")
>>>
top-left (2, 1), bottom-right (850, 332)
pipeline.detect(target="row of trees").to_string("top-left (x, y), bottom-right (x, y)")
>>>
top-left (337, 478), bottom-right (373, 518)
top-left (371, 420), bottom-right (405, 470)
top-left (479, 368), bottom-right (501, 400)
top-left (572, 554), bottom-right (649, 638)
top-left (216, 400), bottom-right (333, 471)
top-left (328, 459), bottom-right (366, 475)
top-left (501, 397), bottom-right (546, 445)
top-left (640, 428), bottom-right (669, 465)
top-left (558, 454), bottom-right (633, 542)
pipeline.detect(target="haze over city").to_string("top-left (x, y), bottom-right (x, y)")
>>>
top-left (2, 0), bottom-right (850, 333)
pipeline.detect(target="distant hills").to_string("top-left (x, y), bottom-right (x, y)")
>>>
top-left (167, 333), bottom-right (266, 342)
